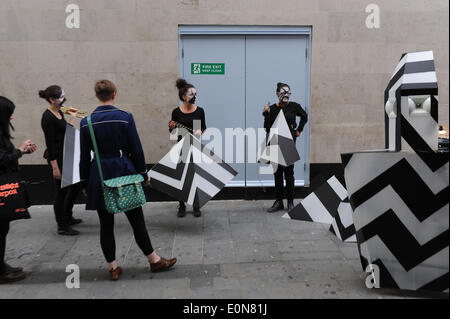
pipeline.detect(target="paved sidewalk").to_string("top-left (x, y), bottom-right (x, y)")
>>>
top-left (0, 200), bottom-right (440, 299)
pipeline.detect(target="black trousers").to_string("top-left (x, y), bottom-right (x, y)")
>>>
top-left (97, 207), bottom-right (154, 263)
top-left (274, 164), bottom-right (295, 202)
top-left (52, 179), bottom-right (81, 229)
top-left (0, 221), bottom-right (10, 274)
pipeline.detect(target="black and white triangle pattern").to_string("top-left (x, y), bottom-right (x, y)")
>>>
top-left (384, 51), bottom-right (440, 166)
top-left (148, 134), bottom-right (237, 208)
top-left (258, 110), bottom-right (300, 167)
top-left (342, 151), bottom-right (449, 292)
top-left (283, 175), bottom-right (356, 242)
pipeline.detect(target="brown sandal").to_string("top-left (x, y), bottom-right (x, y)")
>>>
top-left (109, 266), bottom-right (122, 281)
top-left (150, 257), bottom-right (177, 273)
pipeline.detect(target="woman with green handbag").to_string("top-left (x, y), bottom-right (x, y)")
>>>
top-left (79, 80), bottom-right (177, 281)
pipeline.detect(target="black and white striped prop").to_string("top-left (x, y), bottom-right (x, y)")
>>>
top-left (283, 175), bottom-right (356, 242)
top-left (258, 110), bottom-right (300, 167)
top-left (61, 124), bottom-right (81, 188)
top-left (148, 134), bottom-right (237, 208)
top-left (342, 151), bottom-right (449, 292)
top-left (384, 51), bottom-right (439, 157)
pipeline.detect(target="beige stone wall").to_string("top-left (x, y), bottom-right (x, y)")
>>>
top-left (0, 0), bottom-right (448, 164)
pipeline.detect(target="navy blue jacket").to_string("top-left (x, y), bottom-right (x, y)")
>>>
top-left (79, 105), bottom-right (148, 210)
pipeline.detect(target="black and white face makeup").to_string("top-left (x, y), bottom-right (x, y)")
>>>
top-left (185, 87), bottom-right (197, 104)
top-left (53, 90), bottom-right (66, 106)
top-left (279, 86), bottom-right (291, 103)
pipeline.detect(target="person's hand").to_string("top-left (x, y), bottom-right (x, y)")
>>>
top-left (53, 167), bottom-right (62, 180)
top-left (296, 130), bottom-right (301, 137)
top-left (168, 121), bottom-right (176, 129)
top-left (82, 189), bottom-right (87, 197)
top-left (19, 140), bottom-right (33, 154)
top-left (194, 130), bottom-right (202, 136)
top-left (26, 143), bottom-right (37, 154)
top-left (263, 103), bottom-right (270, 113)
top-left (143, 178), bottom-right (150, 187)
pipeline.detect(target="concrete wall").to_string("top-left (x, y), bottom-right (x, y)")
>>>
top-left (0, 0), bottom-right (448, 164)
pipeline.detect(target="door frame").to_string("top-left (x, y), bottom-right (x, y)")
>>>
top-left (178, 25), bottom-right (312, 187)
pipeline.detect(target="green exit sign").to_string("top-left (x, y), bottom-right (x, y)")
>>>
top-left (191, 63), bottom-right (225, 75)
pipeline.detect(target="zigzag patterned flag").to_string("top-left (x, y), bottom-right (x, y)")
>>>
top-left (283, 175), bottom-right (356, 242)
top-left (148, 134), bottom-right (237, 208)
top-left (342, 151), bottom-right (449, 292)
top-left (61, 124), bottom-right (81, 188)
top-left (384, 51), bottom-right (445, 171)
top-left (258, 110), bottom-right (300, 167)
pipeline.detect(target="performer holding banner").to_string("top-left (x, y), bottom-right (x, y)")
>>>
top-left (79, 80), bottom-right (176, 281)
top-left (263, 83), bottom-right (308, 212)
top-left (168, 79), bottom-right (207, 218)
top-left (39, 85), bottom-right (82, 236)
top-left (0, 96), bottom-right (37, 284)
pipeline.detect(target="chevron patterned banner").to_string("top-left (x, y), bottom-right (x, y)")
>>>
top-left (258, 110), bottom-right (300, 167)
top-left (61, 124), bottom-right (81, 188)
top-left (342, 151), bottom-right (449, 292)
top-left (148, 134), bottom-right (237, 208)
top-left (283, 175), bottom-right (356, 242)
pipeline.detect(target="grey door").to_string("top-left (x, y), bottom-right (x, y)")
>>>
top-left (181, 33), bottom-right (310, 187)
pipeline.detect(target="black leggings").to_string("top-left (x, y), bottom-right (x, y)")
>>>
top-left (274, 164), bottom-right (295, 202)
top-left (97, 207), bottom-right (154, 263)
top-left (52, 179), bottom-right (80, 229)
top-left (0, 221), bottom-right (10, 274)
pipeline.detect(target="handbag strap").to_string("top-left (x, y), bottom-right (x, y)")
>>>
top-left (87, 115), bottom-right (104, 183)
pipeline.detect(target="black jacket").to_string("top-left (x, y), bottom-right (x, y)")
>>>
top-left (0, 135), bottom-right (22, 175)
top-left (263, 102), bottom-right (308, 140)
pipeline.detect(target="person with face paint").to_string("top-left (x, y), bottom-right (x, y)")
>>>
top-left (0, 96), bottom-right (37, 284)
top-left (168, 79), bottom-right (207, 218)
top-left (263, 82), bottom-right (308, 212)
top-left (40, 85), bottom-right (82, 236)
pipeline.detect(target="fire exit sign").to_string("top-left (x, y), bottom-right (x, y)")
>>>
top-left (191, 63), bottom-right (225, 75)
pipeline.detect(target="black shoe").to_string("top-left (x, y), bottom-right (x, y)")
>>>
top-left (5, 263), bottom-right (23, 273)
top-left (287, 201), bottom-right (295, 211)
top-left (69, 218), bottom-right (83, 226)
top-left (267, 200), bottom-right (284, 213)
top-left (0, 270), bottom-right (26, 284)
top-left (193, 207), bottom-right (201, 217)
top-left (58, 227), bottom-right (79, 236)
top-left (177, 203), bottom-right (186, 218)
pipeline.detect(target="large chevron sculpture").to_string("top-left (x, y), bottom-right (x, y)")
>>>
top-left (61, 124), bottom-right (81, 188)
top-left (342, 151), bottom-right (449, 292)
top-left (283, 175), bottom-right (356, 242)
top-left (148, 134), bottom-right (237, 208)
top-left (258, 110), bottom-right (300, 167)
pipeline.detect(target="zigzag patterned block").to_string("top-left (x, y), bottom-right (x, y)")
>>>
top-left (384, 51), bottom-right (440, 159)
top-left (148, 134), bottom-right (237, 208)
top-left (283, 175), bottom-right (356, 242)
top-left (342, 151), bottom-right (449, 292)
top-left (61, 124), bottom-right (81, 188)
top-left (258, 110), bottom-right (300, 167)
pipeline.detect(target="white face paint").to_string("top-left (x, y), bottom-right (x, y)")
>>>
top-left (54, 89), bottom-right (66, 106)
top-left (185, 87), bottom-right (197, 104)
top-left (279, 86), bottom-right (291, 103)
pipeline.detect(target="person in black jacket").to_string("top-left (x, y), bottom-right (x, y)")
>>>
top-left (263, 82), bottom-right (308, 212)
top-left (39, 85), bottom-right (82, 236)
top-left (0, 96), bottom-right (37, 284)
top-left (168, 79), bottom-right (207, 218)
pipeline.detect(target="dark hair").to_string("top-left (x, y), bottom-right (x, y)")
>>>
top-left (176, 78), bottom-right (195, 101)
top-left (38, 85), bottom-right (63, 103)
top-left (276, 82), bottom-right (290, 93)
top-left (95, 80), bottom-right (117, 102)
top-left (0, 96), bottom-right (16, 140)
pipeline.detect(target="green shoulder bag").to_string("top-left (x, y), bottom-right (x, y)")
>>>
top-left (87, 115), bottom-right (146, 214)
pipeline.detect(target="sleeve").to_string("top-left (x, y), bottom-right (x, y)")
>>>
top-left (201, 108), bottom-right (207, 132)
top-left (41, 113), bottom-right (57, 162)
top-left (127, 113), bottom-right (148, 182)
top-left (79, 119), bottom-right (91, 189)
top-left (0, 144), bottom-right (22, 169)
top-left (295, 103), bottom-right (308, 133)
top-left (169, 108), bottom-right (177, 133)
top-left (263, 106), bottom-right (274, 133)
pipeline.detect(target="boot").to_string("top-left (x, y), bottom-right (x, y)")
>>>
top-left (267, 200), bottom-right (284, 213)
